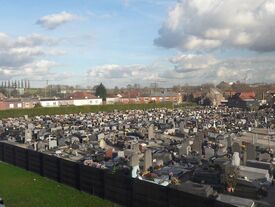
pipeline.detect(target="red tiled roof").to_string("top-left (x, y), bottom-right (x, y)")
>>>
top-left (239, 91), bottom-right (256, 100)
top-left (267, 89), bottom-right (275, 94)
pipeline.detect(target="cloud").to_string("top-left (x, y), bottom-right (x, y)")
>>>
top-left (169, 54), bottom-right (219, 73)
top-left (36, 11), bottom-right (80, 30)
top-left (87, 64), bottom-right (160, 86)
top-left (0, 33), bottom-right (65, 80)
top-left (161, 54), bottom-right (275, 84)
top-left (155, 0), bottom-right (275, 52)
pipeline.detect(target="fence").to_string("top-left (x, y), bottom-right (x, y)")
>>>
top-left (0, 142), bottom-right (234, 207)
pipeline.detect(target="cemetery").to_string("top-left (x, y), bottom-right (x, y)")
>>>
top-left (0, 106), bottom-right (275, 206)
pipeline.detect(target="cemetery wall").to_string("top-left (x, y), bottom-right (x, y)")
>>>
top-left (0, 142), bottom-right (235, 207)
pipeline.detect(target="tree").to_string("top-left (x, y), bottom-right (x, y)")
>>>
top-left (95, 83), bottom-right (107, 101)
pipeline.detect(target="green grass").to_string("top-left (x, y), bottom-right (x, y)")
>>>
top-left (0, 162), bottom-right (117, 207)
top-left (0, 102), bottom-right (173, 119)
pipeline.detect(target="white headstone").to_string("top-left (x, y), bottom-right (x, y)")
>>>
top-left (232, 152), bottom-right (240, 167)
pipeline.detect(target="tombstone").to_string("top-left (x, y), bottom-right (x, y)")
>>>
top-left (97, 133), bottom-right (105, 140)
top-left (179, 121), bottom-right (185, 134)
top-left (192, 137), bottom-right (202, 154)
top-left (232, 152), bottom-right (240, 167)
top-left (99, 139), bottom-right (106, 149)
top-left (148, 124), bottom-right (155, 140)
top-left (252, 134), bottom-right (258, 145)
top-left (37, 141), bottom-right (45, 152)
top-left (217, 147), bottom-right (227, 156)
top-left (130, 153), bottom-right (139, 167)
top-left (131, 143), bottom-right (140, 153)
top-left (253, 120), bottom-right (258, 128)
top-left (25, 129), bottom-right (32, 143)
top-left (28, 123), bottom-right (34, 130)
top-left (246, 143), bottom-right (256, 160)
top-left (232, 142), bottom-right (241, 153)
top-left (259, 153), bottom-right (271, 162)
top-left (178, 143), bottom-right (191, 156)
top-left (33, 141), bottom-right (38, 151)
top-left (49, 139), bottom-right (57, 149)
top-left (227, 135), bottom-right (233, 147)
top-left (132, 165), bottom-right (140, 178)
top-left (117, 151), bottom-right (125, 158)
top-left (144, 149), bottom-right (152, 171)
top-left (204, 147), bottom-right (215, 159)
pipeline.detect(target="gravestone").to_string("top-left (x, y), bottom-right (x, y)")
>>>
top-left (246, 143), bottom-right (256, 160)
top-left (25, 129), bottom-right (32, 143)
top-left (99, 139), bottom-right (106, 149)
top-left (192, 137), bottom-right (202, 154)
top-left (204, 147), bottom-right (215, 159)
top-left (217, 146), bottom-right (227, 156)
top-left (130, 153), bottom-right (139, 167)
top-left (148, 124), bottom-right (155, 140)
top-left (144, 149), bottom-right (152, 171)
top-left (259, 153), bottom-right (271, 162)
top-left (117, 151), bottom-right (125, 158)
top-left (227, 135), bottom-right (233, 147)
top-left (178, 143), bottom-right (191, 156)
top-left (179, 121), bottom-right (185, 134)
top-left (232, 142), bottom-right (241, 153)
top-left (232, 152), bottom-right (240, 167)
top-left (132, 143), bottom-right (140, 153)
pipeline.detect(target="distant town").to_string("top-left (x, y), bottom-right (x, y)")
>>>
top-left (0, 80), bottom-right (275, 111)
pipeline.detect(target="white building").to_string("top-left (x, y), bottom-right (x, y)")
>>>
top-left (40, 99), bottom-right (59, 107)
top-left (73, 98), bottom-right (102, 106)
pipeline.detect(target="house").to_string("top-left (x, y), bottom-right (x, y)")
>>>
top-left (58, 99), bottom-right (74, 106)
top-left (228, 92), bottom-right (258, 109)
top-left (106, 95), bottom-right (120, 104)
top-left (73, 98), bottom-right (102, 106)
top-left (0, 99), bottom-right (24, 110)
top-left (118, 91), bottom-right (182, 104)
top-left (201, 88), bottom-right (225, 106)
top-left (0, 92), bottom-right (6, 100)
top-left (40, 98), bottom-right (60, 107)
top-left (0, 98), bottom-right (36, 110)
top-left (67, 92), bottom-right (102, 106)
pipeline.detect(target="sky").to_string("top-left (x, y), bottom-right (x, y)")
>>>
top-left (1, 0), bottom-right (275, 88)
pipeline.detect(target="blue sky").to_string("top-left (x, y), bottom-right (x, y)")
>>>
top-left (1, 0), bottom-right (275, 87)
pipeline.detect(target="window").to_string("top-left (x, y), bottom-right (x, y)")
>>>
top-left (9, 103), bottom-right (14, 108)
top-left (18, 103), bottom-right (22, 108)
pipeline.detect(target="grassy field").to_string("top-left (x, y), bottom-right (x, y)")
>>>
top-left (0, 102), bottom-right (173, 119)
top-left (0, 162), bottom-right (117, 207)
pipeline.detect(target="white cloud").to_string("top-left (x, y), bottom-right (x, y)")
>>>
top-left (155, 0), bottom-right (275, 52)
top-left (162, 54), bottom-right (275, 84)
top-left (36, 11), bottom-right (80, 30)
top-left (169, 54), bottom-right (219, 73)
top-left (0, 33), bottom-right (65, 81)
top-left (87, 64), bottom-right (160, 86)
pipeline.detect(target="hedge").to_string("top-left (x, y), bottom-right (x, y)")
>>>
top-left (0, 103), bottom-right (174, 119)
